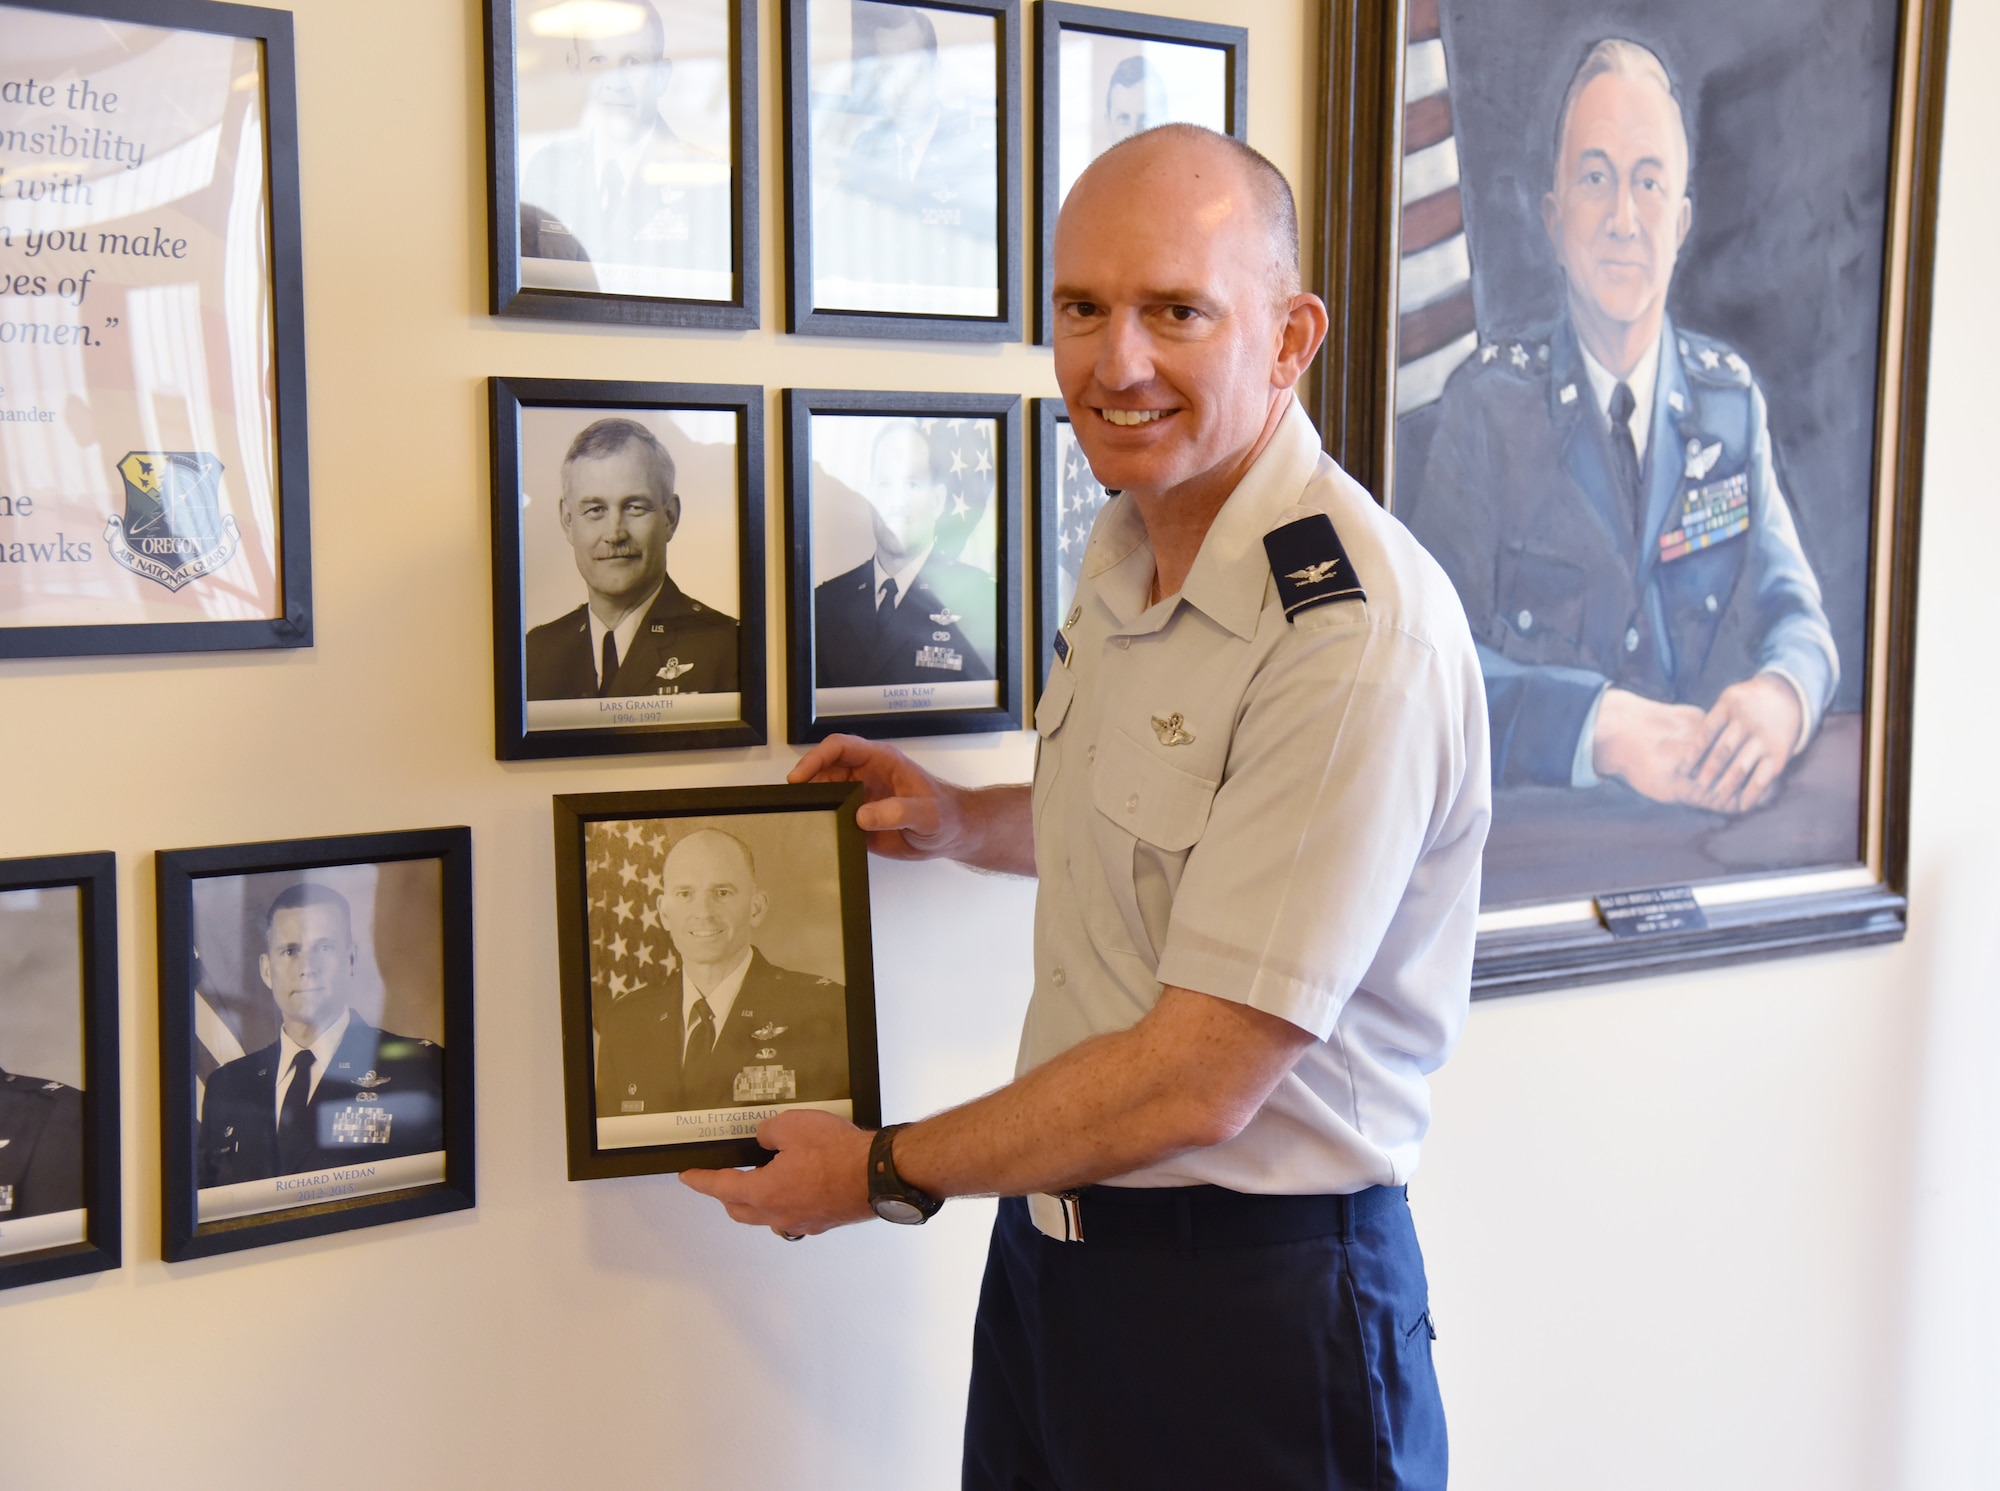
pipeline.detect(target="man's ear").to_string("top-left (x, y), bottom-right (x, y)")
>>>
top-left (558, 494), bottom-right (576, 539)
top-left (258, 952), bottom-right (274, 992)
top-left (1541, 190), bottom-right (1562, 259)
top-left (1274, 293), bottom-right (1329, 391)
top-left (749, 889), bottom-right (770, 928)
top-left (1675, 194), bottom-right (1692, 251)
top-left (662, 493), bottom-right (682, 542)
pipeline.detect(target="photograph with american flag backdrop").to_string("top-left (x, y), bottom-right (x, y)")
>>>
top-left (1032, 399), bottom-right (1113, 693)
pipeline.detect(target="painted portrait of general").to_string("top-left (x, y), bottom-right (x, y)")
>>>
top-left (1388, 0), bottom-right (1903, 908)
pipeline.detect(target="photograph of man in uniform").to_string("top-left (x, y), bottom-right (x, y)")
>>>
top-left (594, 827), bottom-right (848, 1119)
top-left (0, 1064), bottom-right (82, 1230)
top-left (525, 417), bottom-right (740, 702)
top-left (1102, 54), bottom-right (1167, 147)
top-left (813, 417), bottom-right (997, 691)
top-left (810, 0), bottom-right (1001, 315)
top-left (196, 883), bottom-right (445, 1189)
top-left (0, 887), bottom-right (86, 1243)
top-left (516, 0), bottom-right (733, 297)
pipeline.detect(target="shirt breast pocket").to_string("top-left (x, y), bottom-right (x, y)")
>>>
top-left (1495, 544), bottom-right (1587, 657)
top-left (1088, 728), bottom-right (1219, 959)
top-left (1035, 663), bottom-right (1076, 738)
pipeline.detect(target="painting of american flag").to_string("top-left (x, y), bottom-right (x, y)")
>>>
top-left (1033, 400), bottom-right (1113, 689)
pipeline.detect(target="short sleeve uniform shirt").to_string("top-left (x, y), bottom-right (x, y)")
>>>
top-left (1023, 400), bottom-right (1491, 1194)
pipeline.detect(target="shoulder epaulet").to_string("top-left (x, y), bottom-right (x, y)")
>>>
top-left (0, 1071), bottom-right (72, 1099)
top-left (1469, 336), bottom-right (1554, 379)
top-left (1264, 514), bottom-right (1365, 620)
top-left (1677, 331), bottom-right (1753, 388)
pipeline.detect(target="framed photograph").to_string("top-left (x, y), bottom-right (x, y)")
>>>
top-left (484, 0), bottom-right (760, 329)
top-left (554, 784), bottom-right (880, 1178)
top-left (490, 378), bottom-right (767, 759)
top-left (0, 853), bottom-right (119, 1291)
top-left (0, 0), bottom-right (311, 660)
top-left (1033, 3), bottom-right (1246, 342)
top-left (1031, 397), bottom-right (1111, 696)
top-left (1312, 0), bottom-right (1950, 993)
top-left (157, 828), bottom-right (474, 1261)
top-left (781, 0), bottom-right (1023, 340)
top-left (784, 388), bottom-right (1024, 741)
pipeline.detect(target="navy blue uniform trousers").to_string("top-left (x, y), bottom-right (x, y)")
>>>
top-left (963, 1185), bottom-right (1446, 1491)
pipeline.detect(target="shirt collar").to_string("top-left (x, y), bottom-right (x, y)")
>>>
top-left (1575, 322), bottom-right (1666, 462)
top-left (872, 544), bottom-right (934, 607)
top-left (586, 578), bottom-right (665, 675)
top-left (278, 1006), bottom-right (353, 1095)
top-left (684, 945), bottom-right (755, 1031)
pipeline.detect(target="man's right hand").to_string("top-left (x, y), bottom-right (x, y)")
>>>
top-left (788, 736), bottom-right (1037, 876)
top-left (1590, 688), bottom-right (1712, 807)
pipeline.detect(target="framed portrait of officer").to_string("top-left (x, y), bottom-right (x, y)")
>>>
top-left (782, 0), bottom-right (1023, 340)
top-left (1033, 4), bottom-right (1246, 343)
top-left (554, 784), bottom-right (881, 1178)
top-left (486, 0), bottom-right (760, 328)
top-left (0, 853), bottom-right (119, 1292)
top-left (1031, 397), bottom-right (1113, 699)
top-left (1312, 0), bottom-right (1950, 992)
top-left (157, 828), bottom-right (475, 1261)
top-left (784, 388), bottom-right (1023, 742)
top-left (490, 378), bottom-right (767, 760)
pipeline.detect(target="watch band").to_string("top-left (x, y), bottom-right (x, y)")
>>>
top-left (868, 1123), bottom-right (943, 1224)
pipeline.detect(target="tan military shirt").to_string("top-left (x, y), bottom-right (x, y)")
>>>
top-left (1021, 400), bottom-right (1490, 1194)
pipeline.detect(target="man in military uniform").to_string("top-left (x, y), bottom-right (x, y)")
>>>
top-left (596, 829), bottom-right (847, 1117)
top-left (517, 0), bottom-right (731, 287)
top-left (197, 884), bottom-right (445, 1189)
top-left (526, 417), bottom-right (740, 701)
top-left (1402, 38), bottom-right (1837, 815)
top-left (814, 418), bottom-right (996, 688)
top-left (0, 1064), bottom-right (83, 1222)
top-left (1102, 55), bottom-right (1167, 149)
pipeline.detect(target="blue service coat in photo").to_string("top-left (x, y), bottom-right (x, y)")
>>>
top-left (1402, 314), bottom-right (1838, 788)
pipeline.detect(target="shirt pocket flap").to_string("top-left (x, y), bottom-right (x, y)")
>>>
top-left (1034, 664), bottom-right (1076, 738)
top-left (1091, 727), bottom-right (1218, 851)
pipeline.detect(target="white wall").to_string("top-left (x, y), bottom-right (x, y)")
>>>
top-left (2, 1), bottom-right (1995, 1489)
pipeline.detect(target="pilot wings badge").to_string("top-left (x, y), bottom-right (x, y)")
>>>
top-left (1683, 439), bottom-right (1723, 481)
top-left (657, 658), bottom-right (694, 681)
top-left (104, 451), bottom-right (240, 592)
top-left (929, 609), bottom-right (960, 627)
top-left (1150, 712), bottom-right (1195, 747)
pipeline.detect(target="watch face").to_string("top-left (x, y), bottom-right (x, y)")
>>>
top-left (873, 1195), bottom-right (926, 1226)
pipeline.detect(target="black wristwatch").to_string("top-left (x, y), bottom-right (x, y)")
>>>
top-left (867, 1124), bottom-right (943, 1225)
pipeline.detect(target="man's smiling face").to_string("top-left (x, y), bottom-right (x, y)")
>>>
top-left (1049, 133), bottom-right (1292, 503)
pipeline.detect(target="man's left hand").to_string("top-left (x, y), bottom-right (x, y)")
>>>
top-left (1688, 674), bottom-right (1804, 813)
top-left (679, 1109), bottom-right (876, 1238)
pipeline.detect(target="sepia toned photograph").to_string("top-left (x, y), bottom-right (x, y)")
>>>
top-left (783, 0), bottom-right (1022, 339)
top-left (0, 853), bottom-right (118, 1291)
top-left (487, 0), bottom-right (759, 327)
top-left (1031, 399), bottom-right (1114, 696)
top-left (1312, 0), bottom-right (1947, 988)
top-left (1034, 5), bottom-right (1245, 342)
top-left (555, 785), bottom-right (879, 1178)
top-left (784, 390), bottom-right (1022, 742)
top-left (158, 829), bottom-right (474, 1261)
top-left (490, 378), bottom-right (766, 759)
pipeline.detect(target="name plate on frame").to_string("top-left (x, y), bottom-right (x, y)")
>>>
top-left (1596, 886), bottom-right (1709, 938)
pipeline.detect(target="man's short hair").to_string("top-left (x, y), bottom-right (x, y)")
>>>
top-left (857, 2), bottom-right (937, 61)
top-left (1552, 39), bottom-right (1691, 188)
top-left (560, 418), bottom-right (677, 508)
top-left (571, 0), bottom-right (667, 64)
top-left (869, 418), bottom-right (948, 484)
top-left (667, 827), bottom-right (758, 882)
top-left (263, 882), bottom-right (353, 941)
top-left (1106, 54), bottom-right (1160, 103)
top-left (1095, 123), bottom-right (1300, 303)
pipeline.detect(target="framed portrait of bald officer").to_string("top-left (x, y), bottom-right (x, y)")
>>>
top-left (784, 388), bottom-right (1024, 742)
top-left (157, 828), bottom-right (474, 1261)
top-left (0, 852), bottom-right (120, 1293)
top-left (554, 784), bottom-right (881, 1178)
top-left (1312, 0), bottom-right (1949, 992)
top-left (486, 0), bottom-right (760, 328)
top-left (491, 378), bottom-right (767, 759)
top-left (1033, 5), bottom-right (1247, 343)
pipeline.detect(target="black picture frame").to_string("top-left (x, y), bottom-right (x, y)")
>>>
top-left (784, 387), bottom-right (1025, 741)
top-left (157, 828), bottom-right (475, 1262)
top-left (1310, 0), bottom-right (1951, 996)
top-left (781, 0), bottom-right (1024, 340)
top-left (1033, 2), bottom-right (1247, 343)
top-left (0, 853), bottom-right (120, 1292)
top-left (554, 783), bottom-right (881, 1179)
top-left (489, 378), bottom-right (769, 759)
top-left (483, 0), bottom-right (761, 330)
top-left (0, 0), bottom-right (312, 661)
top-left (1030, 396), bottom-right (1116, 702)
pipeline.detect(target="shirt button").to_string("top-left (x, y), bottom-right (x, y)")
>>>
top-left (1625, 627), bottom-right (1640, 652)
top-left (1125, 793), bottom-right (1139, 813)
top-left (1115, 636), bottom-right (1131, 650)
top-left (1516, 609), bottom-right (1533, 632)
top-left (1051, 965), bottom-right (1066, 987)
top-left (1086, 744), bottom-right (1097, 764)
top-left (1705, 594), bottom-right (1718, 613)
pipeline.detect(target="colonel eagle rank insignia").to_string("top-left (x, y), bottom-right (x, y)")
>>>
top-left (1263, 514), bottom-right (1365, 620)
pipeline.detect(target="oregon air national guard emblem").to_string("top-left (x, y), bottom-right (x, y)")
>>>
top-left (104, 451), bottom-right (239, 592)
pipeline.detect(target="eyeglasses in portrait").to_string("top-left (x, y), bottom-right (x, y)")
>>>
top-left (784, 390), bottom-right (1022, 742)
top-left (783, 0), bottom-right (1022, 339)
top-left (0, 853), bottom-right (118, 1291)
top-left (1314, 0), bottom-right (1949, 989)
top-left (488, 0), bottom-right (760, 327)
top-left (555, 785), bottom-right (880, 1178)
top-left (1034, 4), bottom-right (1246, 342)
top-left (491, 378), bottom-right (767, 759)
top-left (157, 829), bottom-right (474, 1260)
